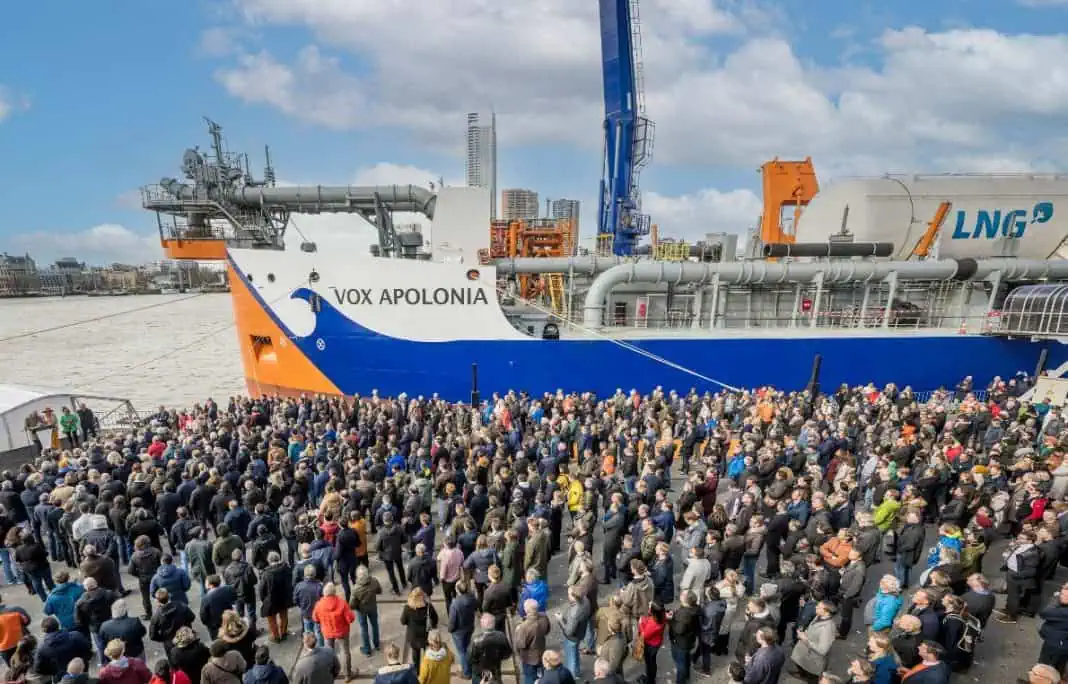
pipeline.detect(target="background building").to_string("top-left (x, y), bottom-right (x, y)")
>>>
top-left (466, 112), bottom-right (497, 219)
top-left (502, 188), bottom-right (539, 221)
top-left (551, 198), bottom-right (581, 255)
top-left (0, 253), bottom-right (39, 296)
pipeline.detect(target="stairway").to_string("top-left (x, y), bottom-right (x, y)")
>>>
top-left (546, 274), bottom-right (566, 317)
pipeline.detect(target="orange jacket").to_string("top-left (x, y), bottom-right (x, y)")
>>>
top-left (819, 538), bottom-right (852, 569)
top-left (350, 519), bottom-right (368, 557)
top-left (312, 595), bottom-right (354, 640)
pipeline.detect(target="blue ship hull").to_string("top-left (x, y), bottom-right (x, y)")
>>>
top-left (279, 284), bottom-right (1068, 400)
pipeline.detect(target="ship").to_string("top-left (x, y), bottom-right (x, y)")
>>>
top-left (138, 2), bottom-right (1068, 401)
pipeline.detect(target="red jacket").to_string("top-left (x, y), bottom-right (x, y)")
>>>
top-left (313, 595), bottom-right (354, 640)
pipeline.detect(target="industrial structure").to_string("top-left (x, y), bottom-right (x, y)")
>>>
top-left (136, 0), bottom-right (1068, 402)
top-left (596, 0), bottom-right (655, 256)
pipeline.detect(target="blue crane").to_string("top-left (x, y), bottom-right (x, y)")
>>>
top-left (597, 0), bottom-right (655, 256)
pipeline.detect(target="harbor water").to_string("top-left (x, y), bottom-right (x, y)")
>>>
top-left (0, 294), bottom-right (244, 407)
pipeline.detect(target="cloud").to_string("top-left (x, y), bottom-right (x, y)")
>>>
top-left (214, 0), bottom-right (743, 147)
top-left (210, 3), bottom-right (1068, 179)
top-left (12, 224), bottom-right (159, 266)
top-left (0, 86), bottom-right (27, 124)
top-left (197, 27), bottom-right (246, 57)
top-left (644, 188), bottom-right (762, 241)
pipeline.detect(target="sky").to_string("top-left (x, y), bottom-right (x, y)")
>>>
top-left (2, 0), bottom-right (1068, 265)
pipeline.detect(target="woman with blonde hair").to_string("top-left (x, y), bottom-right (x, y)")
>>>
top-left (400, 587), bottom-right (438, 671)
top-left (866, 632), bottom-right (897, 684)
top-left (416, 631), bottom-right (453, 684)
top-left (713, 570), bottom-right (746, 655)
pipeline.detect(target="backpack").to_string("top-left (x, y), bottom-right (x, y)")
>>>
top-left (882, 529), bottom-right (898, 558)
top-left (947, 613), bottom-right (982, 653)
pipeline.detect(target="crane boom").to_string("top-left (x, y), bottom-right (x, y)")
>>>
top-left (597, 0), bottom-right (654, 256)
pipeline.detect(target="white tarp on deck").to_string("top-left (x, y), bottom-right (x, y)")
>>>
top-left (0, 385), bottom-right (133, 454)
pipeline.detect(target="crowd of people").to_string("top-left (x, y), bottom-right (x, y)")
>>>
top-left (0, 372), bottom-right (1064, 684)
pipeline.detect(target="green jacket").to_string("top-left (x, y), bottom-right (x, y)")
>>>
top-left (872, 499), bottom-right (901, 532)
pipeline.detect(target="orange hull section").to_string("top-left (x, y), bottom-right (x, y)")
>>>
top-left (227, 263), bottom-right (343, 398)
top-left (162, 239), bottom-right (229, 260)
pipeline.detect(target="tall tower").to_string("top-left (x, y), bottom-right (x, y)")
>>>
top-left (465, 112), bottom-right (498, 219)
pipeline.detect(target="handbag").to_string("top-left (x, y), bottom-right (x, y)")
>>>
top-left (632, 635), bottom-right (645, 661)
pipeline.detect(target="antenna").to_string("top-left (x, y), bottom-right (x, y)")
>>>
top-left (204, 117), bottom-right (224, 166)
top-left (263, 145), bottom-right (276, 186)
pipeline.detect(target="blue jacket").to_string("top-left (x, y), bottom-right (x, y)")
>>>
top-left (871, 590), bottom-right (903, 632)
top-left (150, 563), bottom-right (192, 605)
top-left (244, 662), bottom-right (288, 684)
top-left (372, 664), bottom-right (419, 684)
top-left (44, 582), bottom-right (84, 630)
top-left (871, 654), bottom-right (898, 684)
top-left (518, 580), bottom-right (549, 617)
top-left (293, 579), bottom-right (323, 619)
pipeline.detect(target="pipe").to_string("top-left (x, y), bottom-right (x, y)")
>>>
top-left (762, 242), bottom-right (893, 258)
top-left (581, 258), bottom-right (1068, 328)
top-left (154, 182), bottom-right (438, 218)
top-left (493, 256), bottom-right (625, 275)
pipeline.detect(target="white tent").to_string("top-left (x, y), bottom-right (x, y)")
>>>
top-left (0, 385), bottom-right (135, 455)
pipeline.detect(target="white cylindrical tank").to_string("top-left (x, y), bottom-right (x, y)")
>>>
top-left (794, 175), bottom-right (1068, 260)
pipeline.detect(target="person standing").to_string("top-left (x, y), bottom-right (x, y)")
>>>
top-left (258, 552), bottom-right (293, 642)
top-left (376, 513), bottom-right (407, 596)
top-left (514, 598), bottom-right (551, 684)
top-left (129, 536), bottom-right (162, 619)
top-left (468, 613), bottom-right (512, 684)
top-left (400, 587), bottom-right (438, 671)
top-left (555, 586), bottom-right (591, 680)
top-left (743, 627), bottom-right (786, 684)
top-left (371, 643), bottom-right (416, 684)
top-left (1038, 582), bottom-right (1068, 675)
top-left (99, 599), bottom-right (148, 660)
top-left (200, 576), bottom-right (236, 640)
top-left (293, 564), bottom-right (324, 646)
top-left (312, 583), bottom-right (355, 680)
top-left (448, 580), bottom-right (477, 679)
top-left (43, 570), bottom-right (84, 631)
top-left (669, 590), bottom-right (700, 684)
top-left (291, 631), bottom-right (342, 684)
top-left (416, 630), bottom-right (453, 684)
top-left (436, 537), bottom-right (463, 613)
top-left (183, 527), bottom-right (214, 598)
top-left (790, 601), bottom-right (837, 681)
top-left (349, 565), bottom-right (382, 656)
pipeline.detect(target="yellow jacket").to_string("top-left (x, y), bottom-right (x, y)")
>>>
top-left (567, 479), bottom-right (584, 512)
top-left (418, 646), bottom-right (454, 684)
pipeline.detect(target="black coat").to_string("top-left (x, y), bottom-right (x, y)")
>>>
top-left (169, 640), bottom-right (211, 684)
top-left (376, 524), bottom-right (404, 562)
top-left (149, 601), bottom-right (195, 645)
top-left (400, 603), bottom-right (439, 649)
top-left (668, 605), bottom-right (700, 651)
top-left (100, 616), bottom-right (147, 656)
top-left (35, 630), bottom-right (92, 677)
top-left (200, 585), bottom-right (237, 634)
top-left (258, 563), bottom-right (294, 616)
top-left (75, 588), bottom-right (119, 632)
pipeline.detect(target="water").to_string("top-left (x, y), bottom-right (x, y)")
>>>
top-left (0, 294), bottom-right (244, 408)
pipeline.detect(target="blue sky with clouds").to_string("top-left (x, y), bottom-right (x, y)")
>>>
top-left (1, 0), bottom-right (1067, 264)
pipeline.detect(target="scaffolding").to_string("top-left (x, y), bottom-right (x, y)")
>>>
top-left (486, 218), bottom-right (574, 308)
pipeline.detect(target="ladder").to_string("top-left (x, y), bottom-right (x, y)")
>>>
top-left (546, 274), bottom-right (566, 317)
